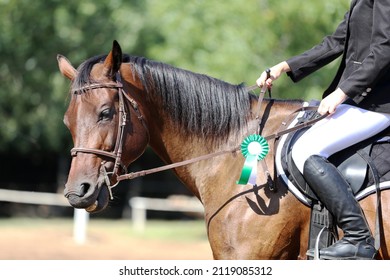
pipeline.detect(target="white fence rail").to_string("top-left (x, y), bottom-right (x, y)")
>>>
top-left (0, 188), bottom-right (70, 206)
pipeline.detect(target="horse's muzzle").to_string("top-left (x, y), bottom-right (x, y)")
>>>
top-left (64, 180), bottom-right (109, 213)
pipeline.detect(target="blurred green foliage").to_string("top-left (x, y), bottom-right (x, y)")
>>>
top-left (0, 0), bottom-right (349, 155)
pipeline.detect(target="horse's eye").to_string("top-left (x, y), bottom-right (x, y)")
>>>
top-left (98, 108), bottom-right (113, 122)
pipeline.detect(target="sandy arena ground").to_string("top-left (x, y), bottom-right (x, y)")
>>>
top-left (0, 218), bottom-right (213, 260)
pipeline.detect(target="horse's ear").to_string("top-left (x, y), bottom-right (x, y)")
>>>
top-left (103, 40), bottom-right (122, 78)
top-left (57, 54), bottom-right (77, 80)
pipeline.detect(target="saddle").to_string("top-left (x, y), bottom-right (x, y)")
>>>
top-left (274, 103), bottom-right (390, 258)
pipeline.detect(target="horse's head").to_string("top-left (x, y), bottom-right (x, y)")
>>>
top-left (57, 41), bottom-right (149, 213)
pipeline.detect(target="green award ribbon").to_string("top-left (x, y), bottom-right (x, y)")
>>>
top-left (237, 134), bottom-right (269, 185)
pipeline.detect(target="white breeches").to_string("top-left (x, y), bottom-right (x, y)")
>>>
top-left (292, 104), bottom-right (390, 173)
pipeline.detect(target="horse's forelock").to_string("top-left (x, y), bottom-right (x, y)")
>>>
top-left (70, 55), bottom-right (107, 92)
top-left (71, 54), bottom-right (131, 93)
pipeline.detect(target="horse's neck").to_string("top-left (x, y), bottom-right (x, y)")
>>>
top-left (148, 122), bottom-right (237, 193)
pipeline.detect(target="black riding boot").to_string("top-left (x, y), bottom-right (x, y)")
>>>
top-left (303, 155), bottom-right (377, 260)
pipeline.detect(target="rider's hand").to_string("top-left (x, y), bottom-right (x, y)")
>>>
top-left (256, 61), bottom-right (291, 89)
top-left (318, 88), bottom-right (348, 115)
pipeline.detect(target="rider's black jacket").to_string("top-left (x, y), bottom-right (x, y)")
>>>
top-left (286, 0), bottom-right (390, 114)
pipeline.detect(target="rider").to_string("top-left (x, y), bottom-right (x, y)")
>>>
top-left (256, 0), bottom-right (390, 260)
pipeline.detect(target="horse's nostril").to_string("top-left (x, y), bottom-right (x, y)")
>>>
top-left (65, 181), bottom-right (98, 209)
top-left (65, 182), bottom-right (91, 198)
top-left (80, 183), bottom-right (90, 196)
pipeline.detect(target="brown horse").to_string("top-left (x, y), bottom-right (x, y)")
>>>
top-left (57, 40), bottom-right (390, 259)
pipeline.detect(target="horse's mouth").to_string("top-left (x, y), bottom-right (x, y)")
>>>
top-left (85, 201), bottom-right (99, 212)
top-left (85, 186), bottom-right (110, 213)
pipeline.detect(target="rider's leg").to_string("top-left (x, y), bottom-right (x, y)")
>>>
top-left (303, 155), bottom-right (376, 259)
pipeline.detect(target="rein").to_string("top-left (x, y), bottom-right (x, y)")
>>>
top-left (69, 73), bottom-right (326, 195)
top-left (117, 105), bottom-right (326, 182)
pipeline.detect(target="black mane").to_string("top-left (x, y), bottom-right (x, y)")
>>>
top-left (128, 56), bottom-right (256, 139)
top-left (73, 54), bottom-right (256, 139)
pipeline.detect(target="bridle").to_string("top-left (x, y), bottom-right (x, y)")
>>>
top-left (70, 72), bottom-right (148, 199)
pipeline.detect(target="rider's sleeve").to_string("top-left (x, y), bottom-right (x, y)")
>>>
top-left (285, 11), bottom-right (348, 83)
